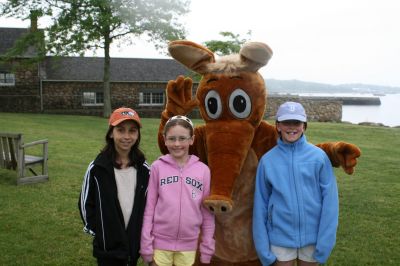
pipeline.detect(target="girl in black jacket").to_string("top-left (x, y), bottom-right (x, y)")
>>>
top-left (79, 107), bottom-right (150, 266)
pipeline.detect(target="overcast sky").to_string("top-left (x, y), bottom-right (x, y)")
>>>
top-left (1, 0), bottom-right (400, 87)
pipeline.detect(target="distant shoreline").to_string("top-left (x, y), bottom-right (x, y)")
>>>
top-left (269, 93), bottom-right (381, 105)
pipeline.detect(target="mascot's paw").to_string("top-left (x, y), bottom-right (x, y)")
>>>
top-left (165, 75), bottom-right (198, 115)
top-left (333, 142), bottom-right (361, 174)
top-left (317, 142), bottom-right (361, 174)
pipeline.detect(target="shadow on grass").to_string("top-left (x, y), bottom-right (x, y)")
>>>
top-left (0, 169), bottom-right (19, 186)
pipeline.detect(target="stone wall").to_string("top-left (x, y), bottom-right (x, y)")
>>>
top-left (265, 95), bottom-right (342, 122)
top-left (1, 79), bottom-right (342, 122)
top-left (42, 81), bottom-right (133, 115)
top-left (137, 94), bottom-right (342, 122)
top-left (0, 61), bottom-right (41, 112)
top-left (42, 81), bottom-right (86, 111)
top-left (41, 81), bottom-right (169, 116)
top-left (0, 87), bottom-right (41, 112)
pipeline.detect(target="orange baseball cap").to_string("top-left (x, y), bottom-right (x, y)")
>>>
top-left (109, 107), bottom-right (142, 127)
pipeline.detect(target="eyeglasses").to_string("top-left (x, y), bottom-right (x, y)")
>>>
top-left (165, 136), bottom-right (192, 143)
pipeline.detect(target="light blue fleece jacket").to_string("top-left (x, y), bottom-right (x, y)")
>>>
top-left (140, 154), bottom-right (215, 263)
top-left (253, 135), bottom-right (338, 265)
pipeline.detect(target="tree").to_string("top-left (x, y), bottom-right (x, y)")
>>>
top-left (203, 30), bottom-right (252, 56)
top-left (0, 0), bottom-right (190, 117)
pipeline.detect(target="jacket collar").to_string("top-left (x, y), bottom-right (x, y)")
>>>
top-left (94, 152), bottom-right (114, 172)
top-left (158, 154), bottom-right (200, 168)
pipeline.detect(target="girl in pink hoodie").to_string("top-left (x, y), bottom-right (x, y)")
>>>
top-left (140, 115), bottom-right (215, 266)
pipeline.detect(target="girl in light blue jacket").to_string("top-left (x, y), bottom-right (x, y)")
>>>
top-left (253, 102), bottom-right (338, 266)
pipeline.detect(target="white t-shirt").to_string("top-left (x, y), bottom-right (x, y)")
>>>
top-left (114, 166), bottom-right (137, 229)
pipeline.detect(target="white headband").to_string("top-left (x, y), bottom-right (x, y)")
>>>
top-left (166, 115), bottom-right (194, 129)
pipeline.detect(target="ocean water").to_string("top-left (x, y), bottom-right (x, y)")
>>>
top-left (342, 94), bottom-right (400, 127)
top-left (298, 93), bottom-right (400, 127)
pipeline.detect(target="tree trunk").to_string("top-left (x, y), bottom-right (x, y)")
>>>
top-left (103, 34), bottom-right (111, 118)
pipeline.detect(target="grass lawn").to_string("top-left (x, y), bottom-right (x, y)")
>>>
top-left (0, 112), bottom-right (399, 265)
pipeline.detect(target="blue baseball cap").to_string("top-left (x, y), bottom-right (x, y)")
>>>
top-left (276, 101), bottom-right (307, 122)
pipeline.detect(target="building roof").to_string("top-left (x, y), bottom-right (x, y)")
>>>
top-left (0, 27), bottom-right (37, 57)
top-left (42, 56), bottom-right (191, 82)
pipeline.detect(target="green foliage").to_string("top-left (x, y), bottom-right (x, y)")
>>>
top-left (0, 30), bottom-right (45, 65)
top-left (0, 9), bottom-right (45, 65)
top-left (1, 0), bottom-right (190, 55)
top-left (203, 30), bottom-right (252, 56)
top-left (0, 1), bottom-right (51, 19)
top-left (0, 113), bottom-right (399, 265)
top-left (46, 0), bottom-right (187, 55)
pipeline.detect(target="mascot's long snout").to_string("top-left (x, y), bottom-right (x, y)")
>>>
top-left (203, 121), bottom-right (255, 214)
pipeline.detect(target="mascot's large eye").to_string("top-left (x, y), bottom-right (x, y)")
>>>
top-left (229, 88), bottom-right (251, 119)
top-left (205, 90), bottom-right (222, 119)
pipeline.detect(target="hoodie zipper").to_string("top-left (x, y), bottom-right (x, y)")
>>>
top-left (176, 166), bottom-right (183, 247)
top-left (291, 144), bottom-right (302, 247)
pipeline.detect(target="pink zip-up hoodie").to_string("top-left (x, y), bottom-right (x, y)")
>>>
top-left (140, 154), bottom-right (215, 264)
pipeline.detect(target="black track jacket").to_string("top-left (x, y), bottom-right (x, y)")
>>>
top-left (78, 152), bottom-right (150, 264)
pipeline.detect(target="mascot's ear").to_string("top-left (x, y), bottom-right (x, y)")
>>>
top-left (239, 42), bottom-right (273, 72)
top-left (168, 40), bottom-right (215, 74)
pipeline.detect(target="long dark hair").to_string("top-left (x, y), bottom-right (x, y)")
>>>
top-left (101, 124), bottom-right (146, 169)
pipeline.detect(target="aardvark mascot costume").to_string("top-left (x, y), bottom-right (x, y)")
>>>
top-left (157, 40), bottom-right (361, 266)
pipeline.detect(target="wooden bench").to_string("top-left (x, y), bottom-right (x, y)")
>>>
top-left (0, 132), bottom-right (49, 185)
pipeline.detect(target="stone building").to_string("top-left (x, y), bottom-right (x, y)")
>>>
top-left (0, 26), bottom-right (192, 117)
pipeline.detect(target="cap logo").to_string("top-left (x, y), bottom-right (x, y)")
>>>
top-left (120, 111), bottom-right (135, 117)
top-left (288, 104), bottom-right (296, 112)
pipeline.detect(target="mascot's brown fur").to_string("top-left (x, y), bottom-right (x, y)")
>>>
top-left (157, 40), bottom-right (361, 266)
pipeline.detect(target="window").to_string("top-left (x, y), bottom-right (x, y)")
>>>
top-left (82, 91), bottom-right (104, 106)
top-left (0, 72), bottom-right (15, 86)
top-left (139, 91), bottom-right (164, 106)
